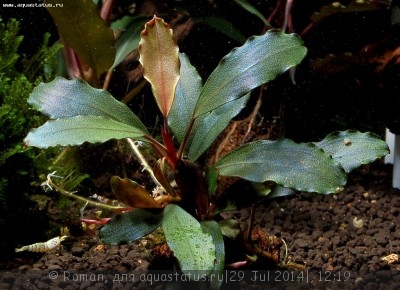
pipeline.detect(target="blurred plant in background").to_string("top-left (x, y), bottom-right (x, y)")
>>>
top-left (0, 18), bottom-right (62, 263)
top-left (0, 18), bottom-right (61, 215)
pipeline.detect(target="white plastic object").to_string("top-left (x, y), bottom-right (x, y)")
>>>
top-left (385, 128), bottom-right (400, 188)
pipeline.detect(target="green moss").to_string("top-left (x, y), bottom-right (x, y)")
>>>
top-left (0, 18), bottom-right (62, 210)
top-left (0, 19), bottom-right (61, 165)
top-left (0, 19), bottom-right (23, 74)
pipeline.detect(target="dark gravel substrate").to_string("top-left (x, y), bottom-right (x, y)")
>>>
top-left (236, 163), bottom-right (400, 272)
top-left (1, 162), bottom-right (400, 289)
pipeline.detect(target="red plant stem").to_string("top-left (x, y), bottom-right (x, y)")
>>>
top-left (144, 135), bottom-right (167, 157)
top-left (100, 0), bottom-right (115, 22)
top-left (268, 0), bottom-right (284, 24)
top-left (162, 120), bottom-right (179, 169)
top-left (247, 204), bottom-right (256, 242)
top-left (300, 22), bottom-right (315, 37)
top-left (145, 133), bottom-right (178, 174)
top-left (59, 34), bottom-right (100, 87)
top-left (59, 33), bottom-right (81, 79)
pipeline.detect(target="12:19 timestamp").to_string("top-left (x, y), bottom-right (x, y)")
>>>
top-left (319, 271), bottom-right (351, 281)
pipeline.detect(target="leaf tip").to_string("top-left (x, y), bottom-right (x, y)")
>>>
top-left (141, 15), bottom-right (172, 35)
top-left (147, 15), bottom-right (160, 28)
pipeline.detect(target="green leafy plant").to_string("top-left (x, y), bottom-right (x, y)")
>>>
top-left (0, 18), bottom-right (73, 261)
top-left (24, 15), bottom-right (388, 279)
top-left (0, 18), bottom-right (63, 211)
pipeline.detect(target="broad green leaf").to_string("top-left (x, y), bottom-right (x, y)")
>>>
top-left (109, 16), bottom-right (147, 71)
top-left (139, 16), bottom-right (180, 117)
top-left (234, 0), bottom-right (270, 26)
top-left (193, 30), bottom-right (307, 117)
top-left (218, 219), bottom-right (241, 239)
top-left (100, 209), bottom-right (163, 245)
top-left (162, 204), bottom-right (215, 273)
top-left (201, 221), bottom-right (224, 290)
top-left (169, 53), bottom-right (203, 143)
top-left (28, 77), bottom-right (148, 133)
top-left (205, 166), bottom-right (219, 197)
top-left (110, 15), bottom-right (137, 30)
top-left (252, 182), bottom-right (295, 199)
top-left (315, 130), bottom-right (389, 173)
top-left (267, 185), bottom-right (295, 198)
top-left (45, 0), bottom-right (115, 76)
top-left (199, 16), bottom-right (247, 44)
top-left (201, 221), bottom-right (224, 269)
top-left (213, 139), bottom-right (347, 194)
top-left (311, 0), bottom-right (390, 24)
top-left (188, 93), bottom-right (250, 161)
top-left (110, 176), bottom-right (162, 208)
top-left (24, 116), bottom-right (146, 148)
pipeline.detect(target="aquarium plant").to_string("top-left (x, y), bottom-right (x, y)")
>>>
top-left (24, 15), bottom-right (388, 282)
top-left (0, 18), bottom-right (63, 212)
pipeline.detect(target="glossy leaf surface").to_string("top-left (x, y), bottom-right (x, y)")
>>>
top-left (315, 130), bottom-right (389, 173)
top-left (205, 166), bottom-right (219, 198)
top-left (201, 220), bottom-right (224, 290)
top-left (139, 15), bottom-right (180, 117)
top-left (24, 116), bottom-right (146, 148)
top-left (218, 219), bottom-right (241, 239)
top-left (100, 209), bottom-right (163, 245)
top-left (188, 93), bottom-right (250, 161)
top-left (193, 30), bottom-right (307, 117)
top-left (110, 176), bottom-right (162, 208)
top-left (311, 0), bottom-right (390, 24)
top-left (213, 139), bottom-right (347, 194)
top-left (28, 77), bottom-right (148, 133)
top-left (162, 204), bottom-right (215, 273)
top-left (45, 0), bottom-right (115, 76)
top-left (169, 53), bottom-right (203, 143)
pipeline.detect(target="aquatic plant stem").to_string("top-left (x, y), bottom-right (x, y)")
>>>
top-left (43, 174), bottom-right (127, 212)
top-left (126, 138), bottom-right (163, 190)
top-left (247, 204), bottom-right (256, 242)
top-left (52, 147), bottom-right (70, 165)
top-left (161, 120), bottom-right (179, 169)
top-left (282, 0), bottom-right (293, 32)
top-left (102, 70), bottom-right (112, 90)
top-left (241, 88), bottom-right (264, 144)
top-left (177, 117), bottom-right (195, 161)
top-left (121, 79), bottom-right (147, 104)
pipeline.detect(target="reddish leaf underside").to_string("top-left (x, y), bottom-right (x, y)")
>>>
top-left (138, 15), bottom-right (180, 117)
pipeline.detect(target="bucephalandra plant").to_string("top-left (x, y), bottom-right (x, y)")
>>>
top-left (24, 15), bottom-right (388, 285)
